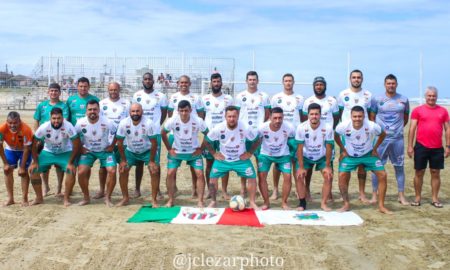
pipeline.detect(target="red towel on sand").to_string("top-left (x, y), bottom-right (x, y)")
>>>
top-left (217, 208), bottom-right (264, 227)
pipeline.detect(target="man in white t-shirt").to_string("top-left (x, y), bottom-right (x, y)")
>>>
top-left (162, 100), bottom-right (208, 207)
top-left (133, 72), bottom-right (168, 198)
top-left (98, 82), bottom-right (130, 200)
top-left (204, 106), bottom-right (260, 209)
top-left (75, 100), bottom-right (117, 207)
top-left (337, 69), bottom-right (374, 203)
top-left (296, 103), bottom-right (334, 211)
top-left (235, 71), bottom-right (270, 197)
top-left (201, 73), bottom-right (234, 199)
top-left (269, 73), bottom-right (304, 201)
top-left (335, 106), bottom-right (391, 214)
top-left (116, 103), bottom-right (159, 207)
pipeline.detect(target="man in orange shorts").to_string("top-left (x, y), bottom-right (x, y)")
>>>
top-left (0, 111), bottom-right (42, 206)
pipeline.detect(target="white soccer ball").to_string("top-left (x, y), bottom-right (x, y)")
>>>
top-left (229, 195), bottom-right (246, 211)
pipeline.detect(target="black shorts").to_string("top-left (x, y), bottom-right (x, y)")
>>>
top-left (414, 142), bottom-right (444, 170)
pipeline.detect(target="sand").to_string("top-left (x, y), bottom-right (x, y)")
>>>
top-left (0, 110), bottom-right (449, 270)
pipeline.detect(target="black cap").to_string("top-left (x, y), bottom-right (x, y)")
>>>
top-left (313, 76), bottom-right (326, 86)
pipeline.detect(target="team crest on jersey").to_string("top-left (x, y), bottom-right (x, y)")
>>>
top-left (184, 129), bottom-right (189, 134)
top-left (206, 101), bottom-right (210, 106)
top-left (344, 97), bottom-right (350, 101)
top-left (220, 134), bottom-right (225, 139)
top-left (176, 127), bottom-right (180, 131)
top-left (287, 101), bottom-right (291, 105)
top-left (137, 97), bottom-right (142, 102)
top-left (274, 137), bottom-right (279, 142)
top-left (278, 99), bottom-right (282, 104)
top-left (146, 100), bottom-right (150, 104)
top-left (305, 133), bottom-right (309, 138)
top-left (55, 135), bottom-right (59, 140)
top-left (215, 103), bottom-right (219, 107)
top-left (230, 136), bottom-right (235, 142)
top-left (92, 131), bottom-right (97, 136)
top-left (356, 135), bottom-right (361, 140)
top-left (134, 131), bottom-right (139, 136)
top-left (313, 136), bottom-right (317, 141)
top-left (173, 99), bottom-right (177, 103)
top-left (103, 106), bottom-right (108, 110)
top-left (264, 134), bottom-right (269, 139)
top-left (242, 97), bottom-right (247, 102)
top-left (82, 128), bottom-right (87, 133)
top-left (354, 98), bottom-right (359, 104)
top-left (46, 134), bottom-right (51, 138)
top-left (113, 108), bottom-right (117, 112)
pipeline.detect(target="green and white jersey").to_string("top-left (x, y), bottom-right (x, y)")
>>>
top-left (99, 98), bottom-right (131, 126)
top-left (295, 121), bottom-right (334, 161)
top-left (132, 89), bottom-right (168, 128)
top-left (75, 116), bottom-right (116, 152)
top-left (337, 88), bottom-right (373, 123)
top-left (164, 115), bottom-right (208, 154)
top-left (116, 116), bottom-right (158, 154)
top-left (66, 94), bottom-right (100, 125)
top-left (235, 90), bottom-right (270, 130)
top-left (335, 120), bottom-right (382, 157)
top-left (34, 100), bottom-right (70, 124)
top-left (34, 120), bottom-right (78, 154)
top-left (201, 93), bottom-right (234, 130)
top-left (270, 92), bottom-right (304, 127)
top-left (167, 92), bottom-right (204, 117)
top-left (258, 121), bottom-right (295, 157)
top-left (302, 95), bottom-right (339, 127)
top-left (207, 121), bottom-right (258, 162)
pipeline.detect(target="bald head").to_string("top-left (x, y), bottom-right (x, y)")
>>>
top-left (130, 102), bottom-right (143, 122)
top-left (108, 82), bottom-right (121, 101)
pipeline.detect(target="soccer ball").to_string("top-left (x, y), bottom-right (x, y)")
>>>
top-left (229, 195), bottom-right (246, 211)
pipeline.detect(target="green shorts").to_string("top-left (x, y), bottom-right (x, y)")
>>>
top-left (167, 153), bottom-right (203, 170)
top-left (257, 154), bottom-right (292, 174)
top-left (155, 134), bottom-right (162, 164)
top-left (125, 149), bottom-right (153, 167)
top-left (288, 137), bottom-right (298, 160)
top-left (296, 156), bottom-right (328, 171)
top-left (79, 151), bottom-right (117, 168)
top-left (339, 153), bottom-right (385, 172)
top-left (37, 150), bottom-right (77, 174)
top-left (203, 140), bottom-right (220, 160)
top-left (210, 159), bottom-right (257, 179)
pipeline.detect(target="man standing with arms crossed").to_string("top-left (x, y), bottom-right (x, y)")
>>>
top-left (408, 87), bottom-right (450, 208)
top-left (302, 76), bottom-right (339, 201)
top-left (99, 82), bottom-right (130, 200)
top-left (235, 71), bottom-right (270, 196)
top-left (133, 72), bottom-right (168, 198)
top-left (34, 82), bottom-right (69, 197)
top-left (28, 108), bottom-right (80, 207)
top-left (270, 73), bottom-right (304, 200)
top-left (75, 100), bottom-right (117, 207)
top-left (296, 103), bottom-right (334, 211)
top-left (116, 103), bottom-right (159, 207)
top-left (370, 74), bottom-right (410, 205)
top-left (205, 106), bottom-right (260, 209)
top-left (201, 73), bottom-right (234, 199)
top-left (337, 69), bottom-right (374, 203)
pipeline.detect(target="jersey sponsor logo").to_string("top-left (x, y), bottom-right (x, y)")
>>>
top-left (137, 97), bottom-right (142, 102)
top-left (82, 128), bottom-right (87, 133)
top-left (46, 134), bottom-right (51, 138)
top-left (220, 134), bottom-right (225, 139)
top-left (344, 97), bottom-right (350, 101)
top-left (103, 106), bottom-right (108, 110)
top-left (206, 101), bottom-right (210, 106)
top-left (242, 97), bottom-right (247, 102)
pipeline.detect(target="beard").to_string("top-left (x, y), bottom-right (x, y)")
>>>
top-left (314, 88), bottom-right (326, 97)
top-left (131, 115), bottom-right (142, 121)
top-left (88, 114), bottom-right (98, 120)
top-left (143, 84), bottom-right (153, 90)
top-left (211, 86), bottom-right (221, 94)
top-left (51, 122), bottom-right (62, 129)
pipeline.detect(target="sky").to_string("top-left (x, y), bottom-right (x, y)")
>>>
top-left (1, 0), bottom-right (450, 98)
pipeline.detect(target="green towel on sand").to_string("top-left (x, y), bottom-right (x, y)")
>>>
top-left (127, 205), bottom-right (181, 223)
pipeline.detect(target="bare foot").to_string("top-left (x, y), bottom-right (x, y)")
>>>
top-left (63, 200), bottom-right (71, 207)
top-left (157, 191), bottom-right (164, 200)
top-left (42, 186), bottom-right (50, 197)
top-left (78, 199), bottom-right (90, 206)
top-left (133, 190), bottom-right (141, 198)
top-left (197, 201), bottom-right (205, 208)
top-left (115, 198), bottom-right (129, 207)
top-left (105, 199), bottom-right (114, 207)
top-left (398, 197), bottom-right (409, 206)
top-left (222, 192), bottom-right (231, 200)
top-left (321, 204), bottom-right (332, 212)
top-left (379, 206), bottom-right (393, 215)
top-left (165, 200), bottom-right (174, 207)
top-left (55, 192), bottom-right (64, 198)
top-left (191, 190), bottom-right (198, 199)
top-left (369, 198), bottom-right (377, 204)
top-left (93, 191), bottom-right (105, 199)
top-left (151, 200), bottom-right (159, 208)
top-left (306, 192), bottom-right (313, 202)
top-left (337, 205), bottom-right (350, 212)
top-left (249, 202), bottom-right (260, 210)
top-left (30, 199), bottom-right (43, 206)
top-left (358, 196), bottom-right (370, 204)
top-left (270, 190), bottom-right (279, 200)
top-left (261, 204), bottom-right (270, 210)
top-left (21, 201), bottom-right (29, 207)
top-left (3, 199), bottom-right (15, 206)
top-left (296, 206), bottom-right (305, 211)
top-left (208, 201), bottom-right (217, 208)
top-left (281, 203), bottom-right (290, 210)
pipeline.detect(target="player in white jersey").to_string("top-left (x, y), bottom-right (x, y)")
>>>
top-left (269, 73), bottom-right (304, 200)
top-left (133, 72), bottom-right (168, 199)
top-left (201, 73), bottom-right (234, 199)
top-left (337, 69), bottom-right (374, 203)
top-left (234, 71), bottom-right (270, 196)
top-left (28, 107), bottom-right (80, 207)
top-left (301, 77), bottom-right (339, 201)
top-left (255, 107), bottom-right (295, 210)
top-left (97, 82), bottom-right (130, 200)
top-left (335, 106), bottom-right (392, 214)
top-left (75, 100), bottom-right (117, 207)
top-left (204, 106), bottom-right (260, 209)
top-left (116, 103), bottom-right (159, 207)
top-left (370, 74), bottom-right (410, 205)
top-left (162, 100), bottom-right (208, 207)
top-left (296, 103), bottom-right (334, 211)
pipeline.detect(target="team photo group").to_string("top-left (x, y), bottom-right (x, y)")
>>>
top-left (1, 69), bottom-right (448, 215)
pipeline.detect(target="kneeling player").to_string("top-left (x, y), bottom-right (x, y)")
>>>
top-left (28, 108), bottom-right (80, 207)
top-left (296, 103), bottom-right (334, 211)
top-left (335, 106), bottom-right (392, 214)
